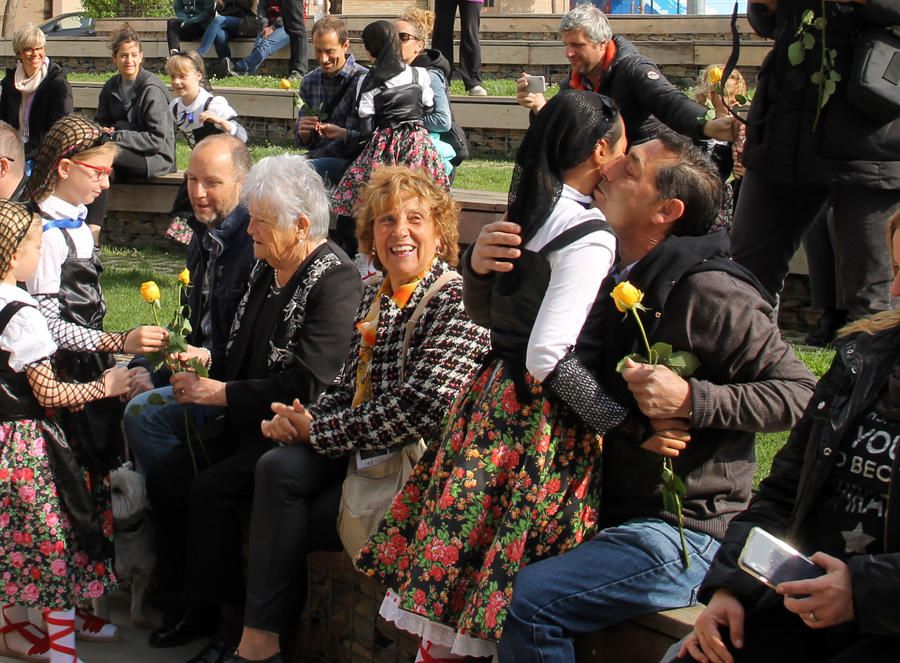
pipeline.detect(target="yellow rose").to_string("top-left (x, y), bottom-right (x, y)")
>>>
top-left (708, 66), bottom-right (723, 85)
top-left (611, 281), bottom-right (644, 313)
top-left (140, 281), bottom-right (161, 304)
top-left (279, 78), bottom-right (293, 90)
top-left (177, 268), bottom-right (190, 286)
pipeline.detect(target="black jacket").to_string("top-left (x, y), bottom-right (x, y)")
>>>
top-left (560, 35), bottom-right (708, 145)
top-left (94, 69), bottom-right (176, 178)
top-left (222, 243), bottom-right (361, 430)
top-left (700, 325), bottom-right (900, 635)
top-left (742, 1), bottom-right (900, 188)
top-left (186, 205), bottom-right (255, 369)
top-left (0, 60), bottom-right (73, 160)
top-left (587, 232), bottom-right (814, 539)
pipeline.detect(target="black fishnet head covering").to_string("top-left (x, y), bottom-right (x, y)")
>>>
top-left (0, 200), bottom-right (38, 277)
top-left (508, 90), bottom-right (621, 244)
top-left (360, 20), bottom-right (405, 94)
top-left (25, 115), bottom-right (107, 203)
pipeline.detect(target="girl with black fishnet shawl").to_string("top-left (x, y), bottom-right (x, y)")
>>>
top-left (354, 90), bottom-right (630, 661)
top-left (21, 113), bottom-right (168, 643)
top-left (0, 200), bottom-right (132, 663)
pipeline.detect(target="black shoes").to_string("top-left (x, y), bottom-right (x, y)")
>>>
top-left (805, 307), bottom-right (849, 347)
top-left (187, 640), bottom-right (231, 663)
top-left (149, 609), bottom-right (214, 648)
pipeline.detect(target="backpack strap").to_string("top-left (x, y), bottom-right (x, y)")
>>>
top-left (538, 218), bottom-right (611, 258)
top-left (400, 270), bottom-right (461, 381)
top-left (0, 300), bottom-right (32, 336)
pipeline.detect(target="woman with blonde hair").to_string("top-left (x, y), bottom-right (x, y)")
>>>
top-left (673, 209), bottom-right (900, 663)
top-left (0, 22), bottom-right (73, 162)
top-left (396, 7), bottom-right (462, 176)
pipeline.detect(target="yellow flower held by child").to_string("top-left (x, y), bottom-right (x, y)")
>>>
top-left (178, 268), bottom-right (190, 286)
top-left (140, 281), bottom-right (161, 304)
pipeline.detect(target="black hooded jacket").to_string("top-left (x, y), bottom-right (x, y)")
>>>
top-left (0, 60), bottom-right (73, 160)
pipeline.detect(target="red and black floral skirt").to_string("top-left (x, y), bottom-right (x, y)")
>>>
top-left (354, 358), bottom-right (603, 647)
top-left (0, 418), bottom-right (116, 610)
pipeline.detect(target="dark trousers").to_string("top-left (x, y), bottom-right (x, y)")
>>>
top-left (432, 0), bottom-right (482, 90)
top-left (243, 445), bottom-right (345, 639)
top-left (675, 602), bottom-right (898, 663)
top-left (166, 19), bottom-right (207, 53)
top-left (280, 0), bottom-right (308, 75)
top-left (802, 204), bottom-right (841, 310)
top-left (85, 146), bottom-right (148, 228)
top-left (730, 170), bottom-right (900, 320)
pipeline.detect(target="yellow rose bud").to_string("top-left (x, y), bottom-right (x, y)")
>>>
top-left (140, 281), bottom-right (161, 304)
top-left (279, 78), bottom-right (293, 90)
top-left (708, 66), bottom-right (723, 85)
top-left (177, 268), bottom-right (190, 286)
top-left (611, 281), bottom-right (644, 313)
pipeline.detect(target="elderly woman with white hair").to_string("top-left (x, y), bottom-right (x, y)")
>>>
top-left (0, 22), bottom-right (73, 162)
top-left (145, 154), bottom-right (362, 663)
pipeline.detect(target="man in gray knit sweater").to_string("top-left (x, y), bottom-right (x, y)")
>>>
top-left (466, 132), bottom-right (817, 663)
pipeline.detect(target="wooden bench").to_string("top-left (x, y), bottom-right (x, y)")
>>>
top-left (103, 172), bottom-right (507, 248)
top-left (303, 551), bottom-right (699, 663)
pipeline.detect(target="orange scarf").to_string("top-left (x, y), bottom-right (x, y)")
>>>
top-left (351, 272), bottom-right (426, 408)
top-left (569, 40), bottom-right (618, 92)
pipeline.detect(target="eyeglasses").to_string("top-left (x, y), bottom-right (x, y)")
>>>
top-left (71, 159), bottom-right (113, 182)
top-left (21, 46), bottom-right (45, 57)
top-left (397, 32), bottom-right (421, 44)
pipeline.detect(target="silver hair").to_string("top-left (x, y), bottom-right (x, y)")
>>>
top-left (242, 155), bottom-right (330, 239)
top-left (559, 4), bottom-right (612, 44)
top-left (12, 23), bottom-right (45, 56)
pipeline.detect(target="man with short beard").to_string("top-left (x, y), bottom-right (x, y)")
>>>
top-left (516, 4), bottom-right (735, 145)
top-left (124, 133), bottom-right (254, 476)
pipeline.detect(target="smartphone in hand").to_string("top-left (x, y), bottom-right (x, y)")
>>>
top-left (524, 75), bottom-right (546, 94)
top-left (739, 527), bottom-right (825, 592)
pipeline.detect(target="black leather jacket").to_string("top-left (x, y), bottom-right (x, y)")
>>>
top-left (700, 324), bottom-right (900, 635)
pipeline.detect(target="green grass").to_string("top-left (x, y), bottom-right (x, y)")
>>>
top-left (101, 246), bottom-right (186, 332)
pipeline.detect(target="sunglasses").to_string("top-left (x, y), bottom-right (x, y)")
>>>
top-left (71, 159), bottom-right (113, 182)
top-left (397, 32), bottom-right (421, 44)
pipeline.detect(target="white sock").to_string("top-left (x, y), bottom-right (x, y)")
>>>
top-left (416, 640), bottom-right (466, 662)
top-left (44, 608), bottom-right (77, 663)
top-left (3, 603), bottom-right (46, 656)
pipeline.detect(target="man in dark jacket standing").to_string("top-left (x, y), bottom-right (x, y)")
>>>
top-left (731, 0), bottom-right (900, 327)
top-left (516, 4), bottom-right (735, 144)
top-left (124, 134), bottom-right (255, 476)
top-left (467, 133), bottom-right (816, 663)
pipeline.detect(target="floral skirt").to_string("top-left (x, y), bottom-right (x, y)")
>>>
top-left (354, 359), bottom-right (603, 648)
top-left (330, 125), bottom-right (450, 217)
top-left (0, 419), bottom-right (116, 610)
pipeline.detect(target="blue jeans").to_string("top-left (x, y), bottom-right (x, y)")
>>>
top-left (235, 27), bottom-right (289, 74)
top-left (498, 518), bottom-right (720, 663)
top-left (309, 157), bottom-right (351, 187)
top-left (123, 386), bottom-right (223, 474)
top-left (197, 14), bottom-right (241, 58)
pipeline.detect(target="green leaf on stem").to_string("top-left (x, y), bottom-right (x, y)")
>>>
top-left (788, 41), bottom-right (806, 66)
top-left (650, 342), bottom-right (673, 362)
top-left (187, 357), bottom-right (209, 378)
top-left (615, 352), bottom-right (648, 374)
top-left (800, 9), bottom-right (814, 25)
top-left (664, 351), bottom-right (702, 378)
top-left (802, 32), bottom-right (815, 50)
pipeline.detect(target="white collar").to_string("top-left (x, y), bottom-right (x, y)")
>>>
top-left (560, 183), bottom-right (593, 206)
top-left (176, 88), bottom-right (212, 113)
top-left (40, 195), bottom-right (87, 222)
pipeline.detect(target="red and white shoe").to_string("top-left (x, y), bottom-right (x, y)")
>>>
top-left (0, 603), bottom-right (50, 662)
top-left (73, 608), bottom-right (119, 642)
top-left (43, 610), bottom-right (84, 663)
